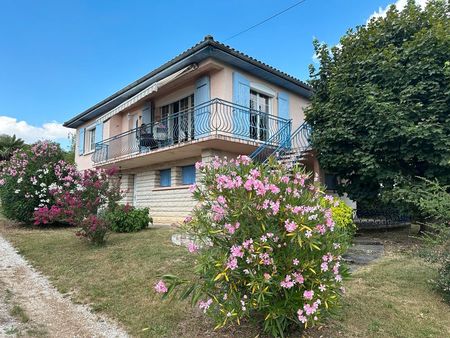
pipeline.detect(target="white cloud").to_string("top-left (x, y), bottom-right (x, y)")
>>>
top-left (367, 0), bottom-right (428, 23)
top-left (0, 116), bottom-right (71, 144)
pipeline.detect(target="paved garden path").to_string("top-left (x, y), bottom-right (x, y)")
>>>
top-left (0, 235), bottom-right (128, 338)
top-left (343, 237), bottom-right (385, 272)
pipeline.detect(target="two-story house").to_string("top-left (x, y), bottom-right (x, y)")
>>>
top-left (64, 35), bottom-right (322, 225)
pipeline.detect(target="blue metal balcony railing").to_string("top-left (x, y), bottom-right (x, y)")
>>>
top-left (249, 121), bottom-right (292, 163)
top-left (250, 121), bottom-right (312, 163)
top-left (92, 98), bottom-right (290, 164)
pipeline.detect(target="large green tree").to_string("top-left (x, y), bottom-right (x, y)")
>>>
top-left (306, 0), bottom-right (450, 207)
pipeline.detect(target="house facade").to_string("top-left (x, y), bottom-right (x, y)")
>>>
top-left (64, 36), bottom-right (323, 225)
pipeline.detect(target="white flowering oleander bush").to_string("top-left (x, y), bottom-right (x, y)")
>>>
top-left (0, 141), bottom-right (79, 223)
top-left (0, 140), bottom-right (122, 246)
top-left (34, 167), bottom-right (122, 244)
top-left (155, 156), bottom-right (353, 337)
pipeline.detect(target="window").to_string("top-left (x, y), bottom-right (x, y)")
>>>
top-left (86, 127), bottom-right (96, 152)
top-left (181, 165), bottom-right (196, 185)
top-left (250, 90), bottom-right (271, 141)
top-left (159, 95), bottom-right (194, 143)
top-left (159, 168), bottom-right (171, 187)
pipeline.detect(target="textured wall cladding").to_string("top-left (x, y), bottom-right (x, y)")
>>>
top-left (149, 189), bottom-right (197, 221)
top-left (133, 169), bottom-right (196, 225)
top-left (134, 170), bottom-right (155, 205)
top-left (119, 174), bottom-right (134, 205)
top-left (119, 151), bottom-right (241, 225)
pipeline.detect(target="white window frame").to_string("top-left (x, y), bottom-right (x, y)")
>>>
top-left (85, 125), bottom-right (96, 153)
top-left (250, 82), bottom-right (276, 98)
top-left (250, 89), bottom-right (272, 141)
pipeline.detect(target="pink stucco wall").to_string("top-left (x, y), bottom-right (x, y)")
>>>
top-left (210, 61), bottom-right (310, 130)
top-left (74, 59), bottom-right (310, 170)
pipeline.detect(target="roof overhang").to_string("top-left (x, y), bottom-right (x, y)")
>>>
top-left (64, 37), bottom-right (312, 129)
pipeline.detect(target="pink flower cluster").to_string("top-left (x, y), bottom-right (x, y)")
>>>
top-left (157, 155), bottom-right (349, 332)
top-left (199, 298), bottom-right (213, 313)
top-left (224, 221), bottom-right (240, 234)
top-left (280, 271), bottom-right (305, 289)
top-left (154, 280), bottom-right (168, 293)
top-left (320, 253), bottom-right (342, 281)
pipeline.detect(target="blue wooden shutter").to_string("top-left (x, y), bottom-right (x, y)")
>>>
top-left (78, 128), bottom-right (85, 155)
top-left (194, 75), bottom-right (210, 138)
top-left (278, 92), bottom-right (291, 148)
top-left (182, 165), bottom-right (196, 185)
top-left (160, 169), bottom-right (171, 187)
top-left (142, 101), bottom-right (152, 125)
top-left (232, 72), bottom-right (250, 137)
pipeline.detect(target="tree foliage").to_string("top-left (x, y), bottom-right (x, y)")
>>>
top-left (0, 134), bottom-right (25, 161)
top-left (306, 0), bottom-right (450, 206)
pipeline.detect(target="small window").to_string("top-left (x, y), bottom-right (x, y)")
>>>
top-left (181, 165), bottom-right (196, 185)
top-left (160, 169), bottom-right (171, 187)
top-left (85, 127), bottom-right (96, 152)
top-left (325, 174), bottom-right (338, 191)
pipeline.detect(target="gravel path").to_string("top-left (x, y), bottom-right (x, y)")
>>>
top-left (0, 235), bottom-right (129, 338)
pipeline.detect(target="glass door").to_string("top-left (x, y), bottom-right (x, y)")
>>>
top-left (179, 95), bottom-right (194, 142)
top-left (250, 90), bottom-right (270, 141)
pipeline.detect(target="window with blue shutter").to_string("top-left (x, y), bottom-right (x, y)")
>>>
top-left (78, 128), bottom-right (85, 155)
top-left (232, 72), bottom-right (250, 138)
top-left (194, 76), bottom-right (210, 138)
top-left (181, 165), bottom-right (196, 185)
top-left (159, 169), bottom-right (171, 187)
top-left (277, 92), bottom-right (291, 147)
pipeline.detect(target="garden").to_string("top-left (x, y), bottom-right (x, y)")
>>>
top-left (1, 140), bottom-right (450, 337)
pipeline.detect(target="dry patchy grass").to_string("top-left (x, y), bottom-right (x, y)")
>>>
top-left (0, 222), bottom-right (449, 338)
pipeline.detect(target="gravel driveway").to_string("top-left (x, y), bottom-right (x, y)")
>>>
top-left (0, 235), bottom-right (129, 338)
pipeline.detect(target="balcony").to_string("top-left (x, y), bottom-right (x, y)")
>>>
top-left (92, 98), bottom-right (291, 165)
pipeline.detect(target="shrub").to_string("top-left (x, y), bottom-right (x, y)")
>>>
top-left (33, 167), bottom-right (122, 245)
top-left (331, 201), bottom-right (356, 246)
top-left (394, 178), bottom-right (450, 302)
top-left (0, 141), bottom-right (78, 223)
top-left (105, 204), bottom-right (152, 233)
top-left (76, 215), bottom-right (108, 245)
top-left (154, 156), bottom-right (351, 337)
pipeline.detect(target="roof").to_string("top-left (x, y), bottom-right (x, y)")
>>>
top-left (64, 35), bottom-right (313, 128)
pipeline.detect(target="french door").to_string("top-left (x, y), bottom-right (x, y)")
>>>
top-left (250, 90), bottom-right (270, 141)
top-left (161, 95), bottom-right (194, 144)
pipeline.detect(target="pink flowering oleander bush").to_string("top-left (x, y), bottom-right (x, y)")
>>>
top-left (33, 167), bottom-right (121, 245)
top-left (0, 140), bottom-right (122, 245)
top-left (0, 141), bottom-right (79, 223)
top-left (34, 167), bottom-right (121, 226)
top-left (155, 156), bottom-right (353, 337)
top-left (76, 214), bottom-right (109, 245)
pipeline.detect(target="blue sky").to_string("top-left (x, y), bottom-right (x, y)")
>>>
top-left (0, 0), bottom-right (400, 147)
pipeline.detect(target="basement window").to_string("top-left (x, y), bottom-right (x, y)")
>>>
top-left (181, 165), bottom-right (196, 185)
top-left (159, 168), bottom-right (171, 187)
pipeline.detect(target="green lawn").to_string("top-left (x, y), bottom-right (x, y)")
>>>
top-left (1, 221), bottom-right (449, 338)
top-left (0, 222), bottom-right (210, 337)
